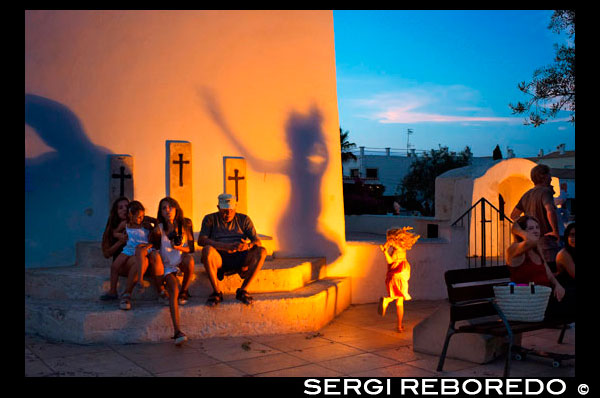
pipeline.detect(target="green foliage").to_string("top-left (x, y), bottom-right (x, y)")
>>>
top-left (397, 146), bottom-right (472, 216)
top-left (509, 10), bottom-right (575, 127)
top-left (340, 126), bottom-right (357, 162)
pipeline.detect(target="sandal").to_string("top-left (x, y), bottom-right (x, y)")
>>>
top-left (206, 291), bottom-right (223, 307)
top-left (178, 290), bottom-right (190, 306)
top-left (157, 289), bottom-right (170, 306)
top-left (120, 293), bottom-right (132, 310)
top-left (235, 288), bottom-right (253, 305)
top-left (173, 330), bottom-right (188, 346)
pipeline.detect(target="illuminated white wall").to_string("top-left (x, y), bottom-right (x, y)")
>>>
top-left (25, 10), bottom-right (345, 268)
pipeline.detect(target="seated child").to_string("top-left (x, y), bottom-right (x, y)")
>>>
top-left (378, 226), bottom-right (420, 332)
top-left (111, 200), bottom-right (152, 310)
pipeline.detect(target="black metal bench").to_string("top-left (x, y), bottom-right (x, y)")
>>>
top-left (436, 266), bottom-right (573, 377)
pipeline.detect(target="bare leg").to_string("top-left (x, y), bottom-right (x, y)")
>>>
top-left (123, 255), bottom-right (140, 295)
top-left (135, 246), bottom-right (151, 288)
top-left (148, 251), bottom-right (166, 294)
top-left (108, 254), bottom-right (128, 295)
top-left (240, 246), bottom-right (267, 291)
top-left (378, 296), bottom-right (394, 317)
top-left (179, 253), bottom-right (195, 293)
top-left (396, 298), bottom-right (405, 332)
top-left (201, 245), bottom-right (223, 294)
top-left (165, 273), bottom-right (182, 334)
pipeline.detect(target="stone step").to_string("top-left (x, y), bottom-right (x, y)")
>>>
top-left (25, 277), bottom-right (351, 344)
top-left (76, 239), bottom-right (277, 268)
top-left (412, 301), bottom-right (520, 364)
top-left (25, 257), bottom-right (327, 301)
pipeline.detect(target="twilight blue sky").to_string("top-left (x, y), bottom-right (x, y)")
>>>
top-left (333, 10), bottom-right (575, 158)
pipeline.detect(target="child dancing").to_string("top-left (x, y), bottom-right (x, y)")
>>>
top-left (378, 226), bottom-right (420, 332)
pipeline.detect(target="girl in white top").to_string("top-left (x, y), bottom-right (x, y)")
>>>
top-left (147, 197), bottom-right (195, 346)
top-left (159, 222), bottom-right (188, 275)
top-left (122, 225), bottom-right (150, 256)
top-left (109, 201), bottom-right (153, 311)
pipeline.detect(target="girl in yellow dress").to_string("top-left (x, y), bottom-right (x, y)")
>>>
top-left (378, 226), bottom-right (420, 332)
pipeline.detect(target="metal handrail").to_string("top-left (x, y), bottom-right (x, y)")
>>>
top-left (452, 197), bottom-right (512, 226)
top-left (451, 197), bottom-right (513, 268)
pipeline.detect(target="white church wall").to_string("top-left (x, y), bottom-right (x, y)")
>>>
top-left (25, 10), bottom-right (345, 268)
top-left (327, 226), bottom-right (468, 303)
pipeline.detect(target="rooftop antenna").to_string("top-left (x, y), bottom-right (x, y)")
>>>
top-left (407, 128), bottom-right (414, 156)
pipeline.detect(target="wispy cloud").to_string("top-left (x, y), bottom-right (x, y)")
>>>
top-left (347, 84), bottom-right (523, 125)
top-left (375, 105), bottom-right (520, 124)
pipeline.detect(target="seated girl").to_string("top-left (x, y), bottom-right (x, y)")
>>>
top-left (555, 222), bottom-right (575, 289)
top-left (100, 197), bottom-right (130, 301)
top-left (148, 197), bottom-right (195, 345)
top-left (100, 197), bottom-right (156, 301)
top-left (109, 200), bottom-right (153, 311)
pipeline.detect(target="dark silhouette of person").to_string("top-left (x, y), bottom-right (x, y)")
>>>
top-left (199, 88), bottom-right (341, 263)
top-left (25, 93), bottom-right (111, 268)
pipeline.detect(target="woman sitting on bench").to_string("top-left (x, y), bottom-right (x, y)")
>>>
top-left (556, 222), bottom-right (575, 289)
top-left (507, 215), bottom-right (575, 321)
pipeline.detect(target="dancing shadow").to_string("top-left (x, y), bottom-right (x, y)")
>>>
top-left (25, 93), bottom-right (112, 268)
top-left (199, 88), bottom-right (341, 264)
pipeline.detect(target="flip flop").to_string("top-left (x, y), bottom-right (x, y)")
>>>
top-left (236, 288), bottom-right (253, 305)
top-left (206, 291), bottom-right (223, 307)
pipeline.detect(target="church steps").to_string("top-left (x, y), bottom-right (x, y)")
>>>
top-left (75, 240), bottom-right (278, 269)
top-left (25, 257), bottom-right (327, 301)
top-left (25, 277), bottom-right (351, 344)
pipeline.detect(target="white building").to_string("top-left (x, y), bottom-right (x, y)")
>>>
top-left (342, 147), bottom-right (414, 196)
top-left (342, 146), bottom-right (495, 199)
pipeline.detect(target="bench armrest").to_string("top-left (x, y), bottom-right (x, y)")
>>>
top-left (452, 298), bottom-right (494, 307)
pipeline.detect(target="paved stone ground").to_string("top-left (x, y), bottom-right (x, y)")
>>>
top-left (25, 300), bottom-right (574, 377)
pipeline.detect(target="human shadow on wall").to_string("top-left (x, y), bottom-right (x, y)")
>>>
top-left (199, 88), bottom-right (341, 265)
top-left (25, 93), bottom-right (112, 268)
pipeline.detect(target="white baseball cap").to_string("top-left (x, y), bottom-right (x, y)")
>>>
top-left (218, 193), bottom-right (237, 209)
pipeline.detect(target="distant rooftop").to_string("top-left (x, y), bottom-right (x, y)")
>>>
top-left (526, 150), bottom-right (575, 161)
top-left (550, 168), bottom-right (575, 179)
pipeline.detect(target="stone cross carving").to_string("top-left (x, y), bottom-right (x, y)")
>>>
top-left (166, 141), bottom-right (193, 220)
top-left (223, 157), bottom-right (247, 215)
top-left (109, 155), bottom-right (134, 209)
top-left (227, 168), bottom-right (245, 202)
top-left (172, 153), bottom-right (190, 187)
top-left (112, 166), bottom-right (132, 196)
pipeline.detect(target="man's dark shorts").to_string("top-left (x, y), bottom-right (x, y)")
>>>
top-left (217, 250), bottom-right (250, 279)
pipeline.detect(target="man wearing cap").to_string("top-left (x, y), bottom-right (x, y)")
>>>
top-left (198, 193), bottom-right (267, 306)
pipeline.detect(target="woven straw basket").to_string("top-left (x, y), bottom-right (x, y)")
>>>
top-left (493, 283), bottom-right (552, 322)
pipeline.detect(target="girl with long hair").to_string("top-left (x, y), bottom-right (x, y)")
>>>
top-left (147, 197), bottom-right (195, 345)
top-left (378, 226), bottom-right (420, 332)
top-left (100, 197), bottom-right (156, 301)
top-left (556, 222), bottom-right (575, 288)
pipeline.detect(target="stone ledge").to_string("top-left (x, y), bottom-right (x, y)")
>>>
top-left (76, 240), bottom-right (277, 268)
top-left (25, 277), bottom-right (351, 344)
top-left (412, 301), bottom-right (521, 364)
top-left (25, 257), bottom-right (327, 301)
